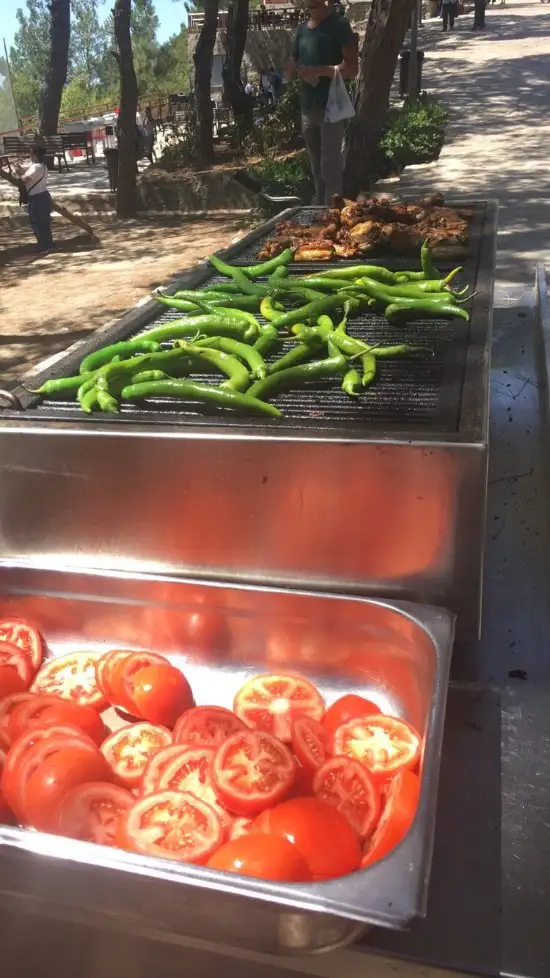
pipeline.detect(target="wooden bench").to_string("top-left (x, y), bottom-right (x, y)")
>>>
top-left (0, 136), bottom-right (28, 171)
top-left (43, 135), bottom-right (69, 172)
top-left (61, 131), bottom-right (95, 165)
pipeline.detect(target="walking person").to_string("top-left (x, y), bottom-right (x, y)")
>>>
top-left (442, 0), bottom-right (457, 31)
top-left (16, 142), bottom-right (53, 254)
top-left (287, 0), bottom-right (358, 205)
top-left (473, 0), bottom-right (486, 28)
top-left (142, 106), bottom-right (156, 163)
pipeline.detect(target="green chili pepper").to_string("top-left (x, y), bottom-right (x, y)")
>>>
top-left (356, 276), bottom-right (459, 299)
top-left (130, 369), bottom-right (172, 384)
top-left (317, 265), bottom-right (400, 285)
top-left (121, 379), bottom-right (282, 418)
top-left (240, 247), bottom-right (295, 279)
top-left (293, 276), bottom-right (357, 292)
top-left (267, 337), bottom-right (323, 375)
top-left (270, 265), bottom-right (289, 280)
top-left (177, 340), bottom-right (250, 391)
top-left (273, 293), bottom-right (358, 332)
top-left (195, 336), bottom-right (268, 380)
top-left (203, 282), bottom-right (240, 294)
top-left (79, 340), bottom-right (161, 375)
top-left (267, 279), bottom-right (327, 302)
top-left (137, 316), bottom-right (251, 343)
top-left (385, 302), bottom-right (469, 324)
top-left (342, 369), bottom-right (362, 397)
top-left (96, 390), bottom-right (120, 413)
top-left (421, 240), bottom-right (440, 279)
top-left (199, 307), bottom-right (260, 331)
top-left (253, 326), bottom-right (282, 356)
top-left (78, 375), bottom-right (101, 414)
top-left (372, 344), bottom-right (433, 358)
top-left (260, 297), bottom-right (285, 322)
top-left (361, 353), bottom-right (377, 388)
top-left (25, 373), bottom-right (93, 398)
top-left (290, 325), bottom-right (321, 342)
top-left (209, 256), bottom-right (267, 296)
top-left (248, 355), bottom-right (347, 401)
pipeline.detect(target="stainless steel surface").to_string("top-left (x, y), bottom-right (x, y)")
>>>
top-left (0, 567), bottom-right (454, 952)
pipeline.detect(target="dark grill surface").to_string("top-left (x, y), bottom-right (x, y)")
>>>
top-left (7, 202), bottom-right (489, 436)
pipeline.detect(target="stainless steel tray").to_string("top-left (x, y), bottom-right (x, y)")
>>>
top-left (0, 566), bottom-right (454, 954)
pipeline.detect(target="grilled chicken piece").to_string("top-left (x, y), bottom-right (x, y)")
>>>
top-left (333, 243), bottom-right (359, 258)
top-left (348, 220), bottom-right (377, 244)
top-left (378, 223), bottom-right (423, 254)
top-left (295, 246), bottom-right (334, 261)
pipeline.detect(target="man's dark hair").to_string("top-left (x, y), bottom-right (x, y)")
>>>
top-left (31, 143), bottom-right (46, 161)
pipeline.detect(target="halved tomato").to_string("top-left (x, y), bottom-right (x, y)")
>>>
top-left (233, 674), bottom-right (325, 742)
top-left (95, 650), bottom-right (132, 706)
top-left (252, 796), bottom-right (361, 880)
top-left (208, 833), bottom-right (311, 882)
top-left (323, 694), bottom-right (381, 740)
top-left (101, 722), bottom-right (172, 787)
top-left (9, 695), bottom-right (107, 746)
top-left (212, 729), bottom-right (295, 816)
top-left (0, 619), bottom-right (45, 673)
top-left (140, 744), bottom-right (192, 797)
top-left (0, 642), bottom-right (33, 688)
top-left (227, 816), bottom-right (253, 841)
top-left (56, 781), bottom-right (135, 845)
top-left (0, 665), bottom-right (27, 700)
top-left (0, 692), bottom-right (35, 736)
top-left (361, 770), bottom-right (420, 868)
top-left (130, 663), bottom-right (194, 728)
top-left (21, 742), bottom-right (110, 832)
top-left (291, 716), bottom-right (327, 775)
top-left (156, 744), bottom-right (230, 827)
top-left (32, 651), bottom-right (106, 711)
top-left (118, 790), bottom-right (224, 864)
top-left (173, 705), bottom-right (245, 748)
top-left (332, 715), bottom-right (421, 782)
top-left (313, 756), bottom-right (381, 839)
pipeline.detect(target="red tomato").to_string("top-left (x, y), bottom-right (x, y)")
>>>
top-left (118, 790), bottom-right (224, 864)
top-left (140, 744), bottom-right (192, 797)
top-left (227, 816), bottom-right (253, 841)
top-left (361, 770), bottom-right (420, 868)
top-left (173, 705), bottom-right (245, 748)
top-left (56, 781), bottom-right (135, 845)
top-left (32, 651), bottom-right (106, 711)
top-left (208, 833), bottom-right (311, 882)
top-left (0, 747), bottom-right (15, 825)
top-left (130, 664), bottom-right (194, 728)
top-left (0, 666), bottom-right (27, 699)
top-left (323, 694), bottom-right (381, 740)
top-left (313, 756), bottom-right (381, 839)
top-left (0, 729), bottom-right (11, 753)
top-left (114, 651), bottom-right (168, 714)
top-left (101, 722), bottom-right (172, 787)
top-left (0, 692), bottom-right (35, 736)
top-left (22, 743), bottom-right (110, 832)
top-left (332, 715), bottom-right (421, 782)
top-left (212, 729), bottom-right (295, 816)
top-left (0, 642), bottom-right (33, 688)
top-left (233, 673), bottom-right (325, 742)
top-left (95, 650), bottom-right (132, 706)
top-left (9, 695), bottom-right (106, 745)
top-left (291, 716), bottom-right (327, 774)
top-left (2, 724), bottom-right (97, 819)
top-left (0, 618), bottom-right (45, 672)
top-left (157, 744), bottom-right (215, 799)
top-left (253, 796), bottom-right (361, 880)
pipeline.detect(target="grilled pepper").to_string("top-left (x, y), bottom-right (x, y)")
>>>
top-left (385, 302), bottom-right (469, 323)
top-left (121, 379), bottom-right (282, 418)
top-left (177, 340), bottom-right (250, 391)
top-left (248, 355), bottom-right (347, 401)
top-left (138, 316), bottom-right (253, 343)
top-left (420, 240), bottom-right (440, 280)
top-left (273, 294), bottom-right (358, 332)
top-left (361, 353), bottom-right (377, 387)
top-left (195, 336), bottom-right (268, 380)
top-left (253, 326), bottom-right (282, 356)
top-left (240, 248), bottom-right (295, 279)
top-left (79, 339), bottom-right (161, 375)
top-left (342, 369), bottom-right (362, 397)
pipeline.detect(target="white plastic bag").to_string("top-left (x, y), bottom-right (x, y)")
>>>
top-left (325, 67), bottom-right (355, 124)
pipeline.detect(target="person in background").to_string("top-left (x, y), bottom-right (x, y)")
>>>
top-left (142, 106), bottom-right (156, 163)
top-left (287, 0), bottom-right (358, 205)
top-left (16, 142), bottom-right (53, 254)
top-left (244, 79), bottom-right (255, 97)
top-left (441, 0), bottom-right (457, 31)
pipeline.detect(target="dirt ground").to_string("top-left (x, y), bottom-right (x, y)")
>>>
top-left (0, 213), bottom-right (251, 385)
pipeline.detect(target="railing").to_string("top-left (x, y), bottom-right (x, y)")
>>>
top-left (189, 7), bottom-right (305, 30)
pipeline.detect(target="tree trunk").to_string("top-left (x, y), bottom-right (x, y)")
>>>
top-left (222, 0), bottom-right (252, 144)
top-left (194, 0), bottom-right (219, 166)
top-left (344, 0), bottom-right (415, 198)
top-left (38, 0), bottom-right (71, 136)
top-left (113, 0), bottom-right (138, 218)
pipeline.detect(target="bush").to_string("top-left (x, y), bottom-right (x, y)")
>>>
top-left (251, 150), bottom-right (313, 200)
top-left (378, 95), bottom-right (448, 174)
top-left (245, 79), bottom-right (302, 155)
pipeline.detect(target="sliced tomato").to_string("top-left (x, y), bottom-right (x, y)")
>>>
top-left (95, 650), bottom-right (132, 706)
top-left (0, 692), bottom-right (35, 736)
top-left (130, 663), bottom-right (194, 728)
top-left (0, 747), bottom-right (15, 825)
top-left (21, 742), bottom-right (110, 832)
top-left (332, 715), bottom-right (421, 782)
top-left (233, 673), bottom-right (325, 742)
top-left (9, 696), bottom-right (108, 746)
top-left (173, 705), bottom-right (245, 748)
top-left (110, 651), bottom-right (168, 714)
top-left (32, 651), bottom-right (106, 711)
top-left (57, 781), bottom-right (135, 845)
top-left (323, 694), bottom-right (381, 740)
top-left (0, 665), bottom-right (27, 699)
top-left (0, 642), bottom-right (33, 688)
top-left (140, 744), bottom-right (192, 797)
top-left (208, 833), bottom-right (311, 882)
top-left (0, 618), bottom-right (45, 673)
top-left (156, 744), bottom-right (230, 827)
top-left (291, 716), bottom-right (327, 774)
top-left (361, 770), bottom-right (421, 868)
top-left (101, 722), bottom-right (172, 787)
top-left (252, 796), bottom-right (361, 880)
top-left (313, 756), bottom-right (381, 839)
top-left (227, 816), bottom-right (253, 841)
top-left (118, 790), bottom-right (224, 864)
top-left (212, 729), bottom-right (295, 816)
top-left (0, 729), bottom-right (11, 753)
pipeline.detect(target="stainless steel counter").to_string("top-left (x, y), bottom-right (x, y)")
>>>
top-left (1, 273), bottom-right (549, 977)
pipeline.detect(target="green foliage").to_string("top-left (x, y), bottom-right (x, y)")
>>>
top-left (0, 57), bottom-right (19, 131)
top-left (245, 79), bottom-right (302, 154)
top-left (251, 150), bottom-right (313, 200)
top-left (378, 95), bottom-right (448, 173)
top-left (9, 0), bottom-right (50, 119)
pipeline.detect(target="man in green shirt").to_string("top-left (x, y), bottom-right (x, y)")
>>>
top-left (289, 0), bottom-right (358, 205)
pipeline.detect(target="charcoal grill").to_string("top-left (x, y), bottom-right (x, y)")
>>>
top-left (0, 200), bottom-right (497, 638)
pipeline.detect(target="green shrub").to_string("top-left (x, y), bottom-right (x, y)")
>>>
top-left (251, 150), bottom-right (313, 200)
top-left (245, 79), bottom-right (302, 154)
top-left (378, 95), bottom-right (448, 174)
